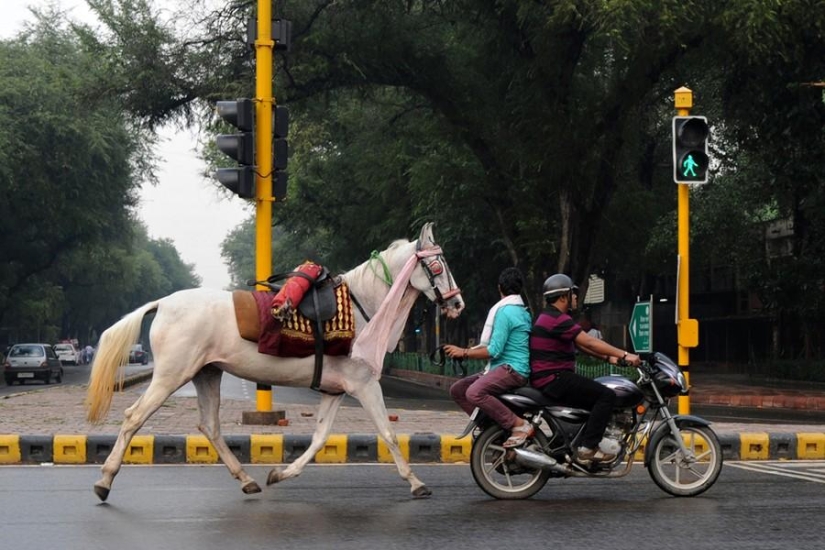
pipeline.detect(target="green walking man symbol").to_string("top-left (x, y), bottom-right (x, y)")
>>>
top-left (682, 154), bottom-right (699, 177)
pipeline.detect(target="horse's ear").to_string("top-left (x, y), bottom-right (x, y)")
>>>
top-left (417, 222), bottom-right (435, 249)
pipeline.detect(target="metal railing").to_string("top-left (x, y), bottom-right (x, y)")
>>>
top-left (385, 351), bottom-right (639, 380)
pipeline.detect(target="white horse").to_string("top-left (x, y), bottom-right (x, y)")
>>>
top-left (85, 223), bottom-right (463, 501)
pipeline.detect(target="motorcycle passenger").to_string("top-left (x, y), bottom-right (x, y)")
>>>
top-left (530, 273), bottom-right (642, 464)
top-left (444, 267), bottom-right (534, 448)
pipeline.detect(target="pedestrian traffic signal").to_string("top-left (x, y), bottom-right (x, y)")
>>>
top-left (215, 99), bottom-right (256, 198)
top-left (273, 105), bottom-right (289, 200)
top-left (672, 116), bottom-right (709, 184)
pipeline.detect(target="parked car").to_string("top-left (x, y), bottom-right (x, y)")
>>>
top-left (3, 343), bottom-right (63, 385)
top-left (128, 344), bottom-right (149, 365)
top-left (54, 343), bottom-right (80, 365)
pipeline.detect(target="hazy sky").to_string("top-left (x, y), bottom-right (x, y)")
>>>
top-left (2, 0), bottom-right (250, 289)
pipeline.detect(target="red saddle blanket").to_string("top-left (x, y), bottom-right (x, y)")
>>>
top-left (240, 284), bottom-right (355, 358)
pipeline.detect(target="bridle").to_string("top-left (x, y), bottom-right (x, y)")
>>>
top-left (415, 244), bottom-right (462, 307)
top-left (354, 242), bottom-right (462, 323)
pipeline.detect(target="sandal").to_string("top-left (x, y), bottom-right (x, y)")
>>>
top-left (503, 423), bottom-right (534, 448)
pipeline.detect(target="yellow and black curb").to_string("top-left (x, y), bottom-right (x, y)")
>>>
top-left (0, 432), bottom-right (824, 465)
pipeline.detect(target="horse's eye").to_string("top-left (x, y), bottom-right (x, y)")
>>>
top-left (428, 260), bottom-right (444, 275)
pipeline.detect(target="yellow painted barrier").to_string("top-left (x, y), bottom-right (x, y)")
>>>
top-left (315, 434), bottom-right (347, 463)
top-left (124, 435), bottom-right (154, 465)
top-left (740, 433), bottom-right (770, 460)
top-left (54, 435), bottom-right (86, 464)
top-left (186, 435), bottom-right (218, 464)
top-left (796, 433), bottom-right (825, 460)
top-left (0, 435), bottom-right (21, 464)
top-left (378, 434), bottom-right (410, 463)
top-left (250, 434), bottom-right (283, 464)
top-left (633, 435), bottom-right (648, 462)
top-left (440, 435), bottom-right (471, 463)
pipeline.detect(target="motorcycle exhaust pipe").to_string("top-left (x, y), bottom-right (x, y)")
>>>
top-left (512, 448), bottom-right (570, 475)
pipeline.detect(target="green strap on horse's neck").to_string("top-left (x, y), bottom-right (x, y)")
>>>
top-left (369, 250), bottom-right (393, 286)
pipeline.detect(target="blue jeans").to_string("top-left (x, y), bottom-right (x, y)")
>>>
top-left (450, 365), bottom-right (527, 430)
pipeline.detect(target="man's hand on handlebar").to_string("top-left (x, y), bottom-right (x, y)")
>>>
top-left (609, 352), bottom-right (642, 367)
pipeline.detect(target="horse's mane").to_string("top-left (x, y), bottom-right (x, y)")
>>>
top-left (342, 239), bottom-right (411, 293)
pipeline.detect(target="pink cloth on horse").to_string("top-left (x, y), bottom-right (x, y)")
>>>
top-left (351, 247), bottom-right (443, 378)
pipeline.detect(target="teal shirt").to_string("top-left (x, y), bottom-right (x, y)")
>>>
top-left (487, 304), bottom-right (532, 377)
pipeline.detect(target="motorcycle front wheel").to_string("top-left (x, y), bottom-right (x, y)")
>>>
top-left (470, 424), bottom-right (551, 500)
top-left (647, 425), bottom-right (723, 497)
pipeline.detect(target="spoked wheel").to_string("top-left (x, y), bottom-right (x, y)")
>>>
top-left (647, 425), bottom-right (723, 497)
top-left (470, 424), bottom-right (551, 500)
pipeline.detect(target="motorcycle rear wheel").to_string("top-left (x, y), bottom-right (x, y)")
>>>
top-left (647, 425), bottom-right (723, 497)
top-left (470, 424), bottom-right (551, 500)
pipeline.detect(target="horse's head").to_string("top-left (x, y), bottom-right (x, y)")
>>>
top-left (409, 223), bottom-right (464, 319)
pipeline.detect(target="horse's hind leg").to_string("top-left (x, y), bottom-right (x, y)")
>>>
top-left (353, 378), bottom-right (431, 498)
top-left (94, 376), bottom-right (183, 501)
top-left (266, 392), bottom-right (344, 486)
top-left (191, 365), bottom-right (261, 495)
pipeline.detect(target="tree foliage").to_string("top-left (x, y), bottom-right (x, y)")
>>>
top-left (8, 0), bottom-right (824, 358)
top-left (0, 10), bottom-right (200, 345)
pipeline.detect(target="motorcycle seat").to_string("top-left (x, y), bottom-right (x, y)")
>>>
top-left (511, 386), bottom-right (591, 416)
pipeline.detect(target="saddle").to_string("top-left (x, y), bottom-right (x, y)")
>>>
top-left (232, 269), bottom-right (355, 391)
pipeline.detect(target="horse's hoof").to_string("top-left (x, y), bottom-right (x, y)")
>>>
top-left (94, 483), bottom-right (110, 502)
top-left (242, 481), bottom-right (262, 494)
top-left (412, 485), bottom-right (432, 499)
top-left (266, 469), bottom-right (282, 486)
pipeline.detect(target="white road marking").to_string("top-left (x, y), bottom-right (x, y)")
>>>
top-left (727, 461), bottom-right (825, 483)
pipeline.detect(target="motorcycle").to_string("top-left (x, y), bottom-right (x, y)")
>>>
top-left (459, 351), bottom-right (723, 499)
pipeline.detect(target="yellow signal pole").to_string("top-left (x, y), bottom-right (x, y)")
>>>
top-left (674, 87), bottom-right (700, 414)
top-left (253, 1), bottom-right (276, 415)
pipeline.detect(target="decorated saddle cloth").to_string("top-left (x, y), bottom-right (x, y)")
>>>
top-left (232, 283), bottom-right (355, 358)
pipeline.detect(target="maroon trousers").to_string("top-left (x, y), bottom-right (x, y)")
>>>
top-left (449, 365), bottom-right (526, 430)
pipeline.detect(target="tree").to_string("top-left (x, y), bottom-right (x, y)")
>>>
top-left (71, 1), bottom-right (825, 358)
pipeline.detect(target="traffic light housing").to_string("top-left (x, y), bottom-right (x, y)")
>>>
top-left (273, 105), bottom-right (289, 200)
top-left (215, 99), bottom-right (256, 198)
top-left (672, 116), bottom-right (709, 184)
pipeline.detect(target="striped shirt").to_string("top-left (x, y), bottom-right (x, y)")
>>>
top-left (529, 306), bottom-right (583, 389)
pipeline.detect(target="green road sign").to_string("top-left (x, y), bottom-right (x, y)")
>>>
top-left (629, 302), bottom-right (652, 353)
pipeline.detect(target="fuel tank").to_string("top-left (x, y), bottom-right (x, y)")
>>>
top-left (595, 375), bottom-right (644, 408)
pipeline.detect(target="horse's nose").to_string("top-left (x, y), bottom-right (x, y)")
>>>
top-left (444, 299), bottom-right (464, 318)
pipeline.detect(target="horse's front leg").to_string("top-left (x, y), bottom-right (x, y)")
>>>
top-left (352, 378), bottom-right (431, 498)
top-left (266, 392), bottom-right (344, 486)
top-left (192, 366), bottom-right (261, 495)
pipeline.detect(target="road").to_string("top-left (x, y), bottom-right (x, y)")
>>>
top-left (0, 363), bottom-right (149, 398)
top-left (0, 462), bottom-right (823, 549)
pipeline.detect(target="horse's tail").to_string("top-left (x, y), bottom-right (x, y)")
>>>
top-left (85, 300), bottom-right (160, 424)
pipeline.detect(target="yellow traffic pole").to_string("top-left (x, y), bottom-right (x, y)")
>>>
top-left (254, 0), bottom-right (274, 414)
top-left (674, 86), bottom-right (697, 415)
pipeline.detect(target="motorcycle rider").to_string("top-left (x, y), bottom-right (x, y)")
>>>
top-left (530, 273), bottom-right (642, 464)
top-left (444, 267), bottom-right (534, 448)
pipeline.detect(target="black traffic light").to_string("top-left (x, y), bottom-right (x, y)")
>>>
top-left (215, 99), bottom-right (256, 198)
top-left (672, 116), bottom-right (710, 184)
top-left (273, 105), bottom-right (289, 200)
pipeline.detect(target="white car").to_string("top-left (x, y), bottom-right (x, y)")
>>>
top-left (53, 343), bottom-right (80, 365)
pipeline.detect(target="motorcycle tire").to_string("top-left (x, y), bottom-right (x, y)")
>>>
top-left (470, 424), bottom-right (551, 500)
top-left (647, 424), bottom-right (723, 497)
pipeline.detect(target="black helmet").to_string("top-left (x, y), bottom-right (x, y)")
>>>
top-left (543, 274), bottom-right (575, 302)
